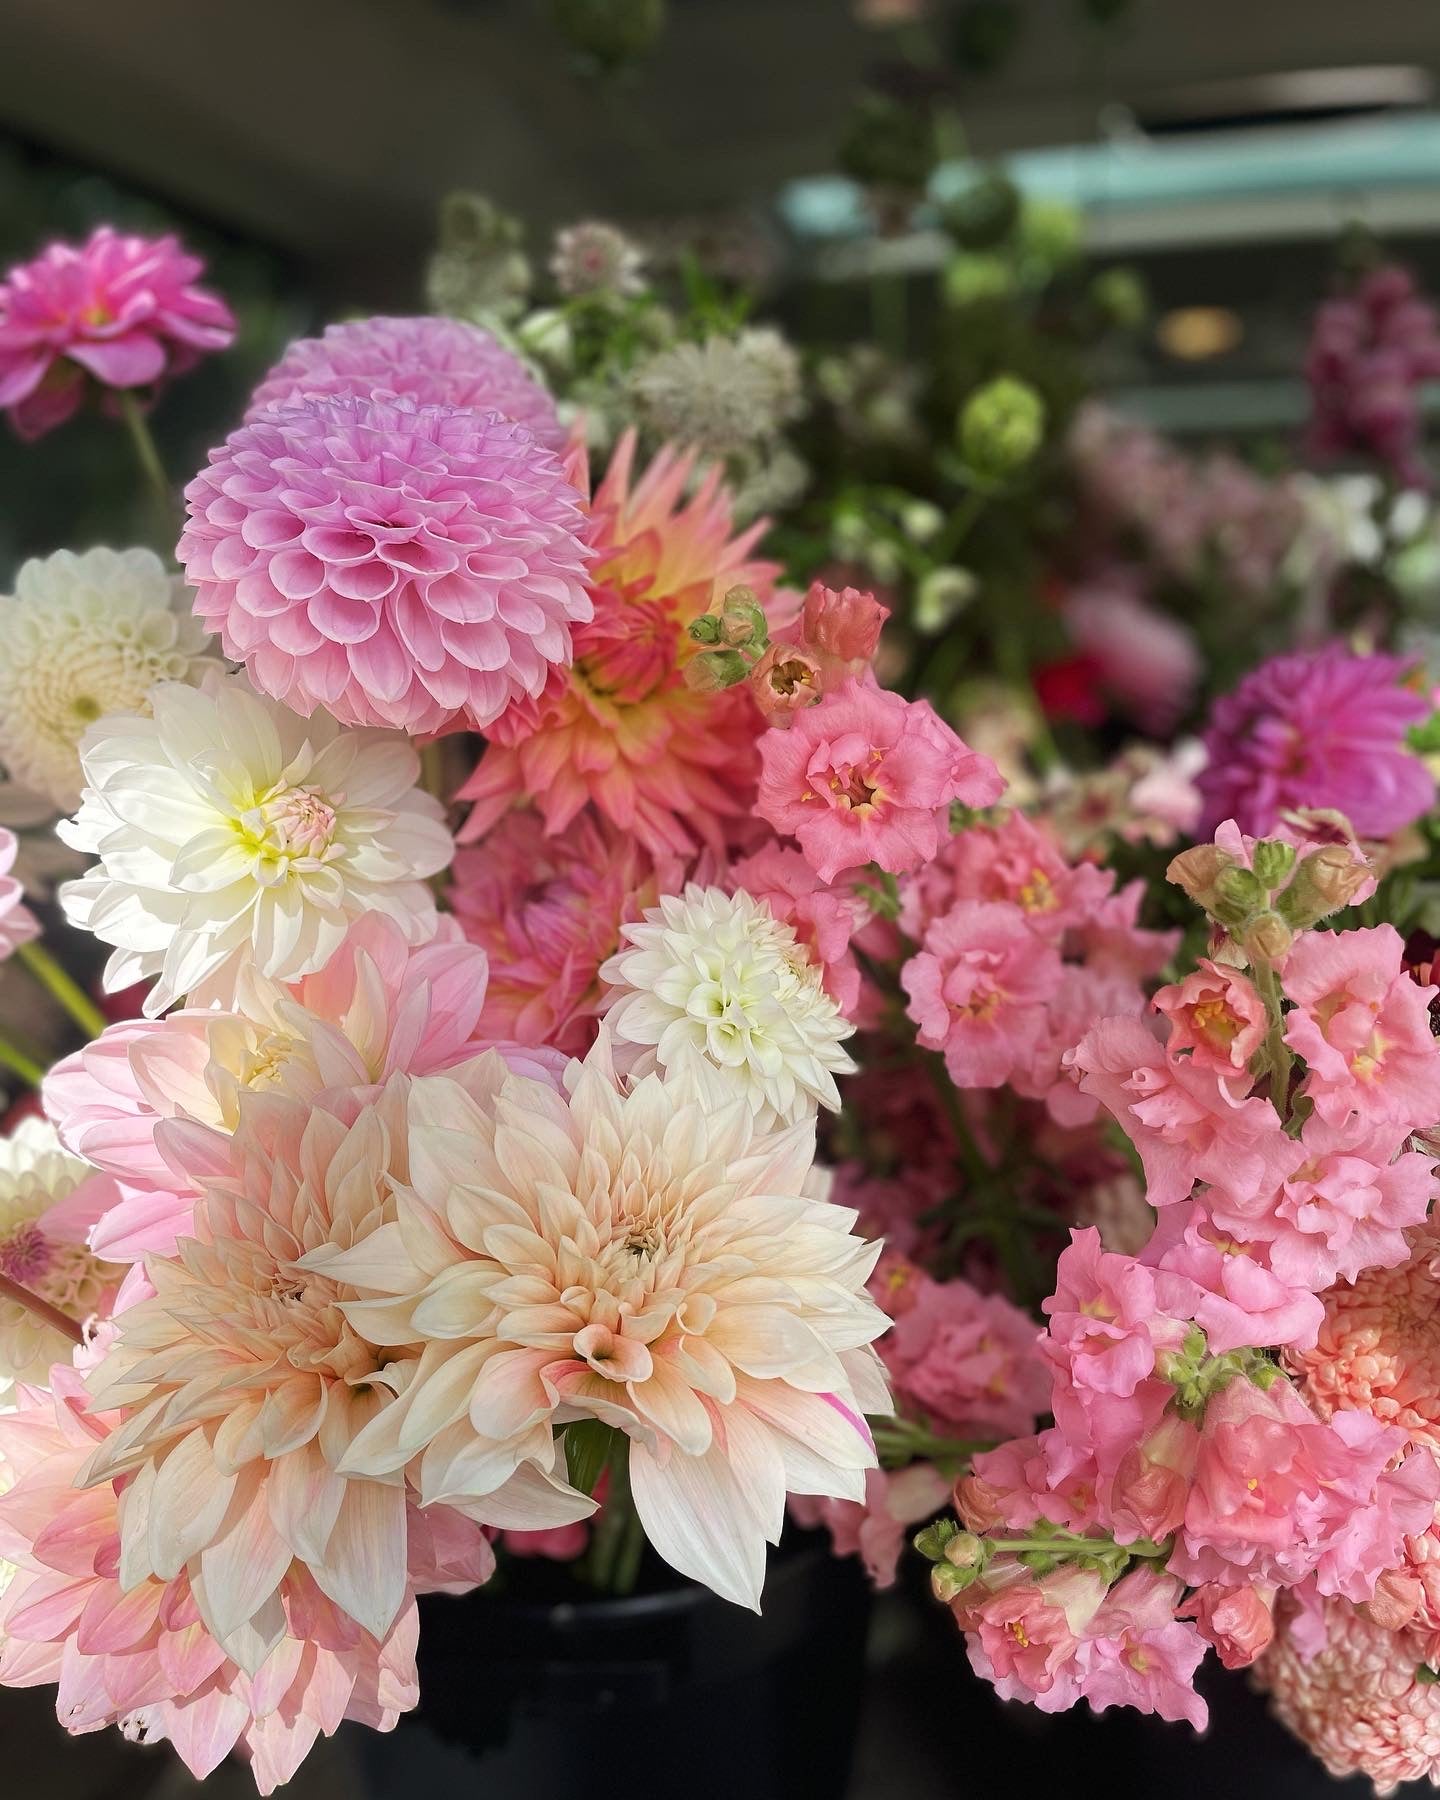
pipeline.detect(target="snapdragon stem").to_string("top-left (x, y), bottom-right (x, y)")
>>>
top-left (18, 942), bottom-right (108, 1040)
top-left (116, 390), bottom-right (171, 509)
top-left (0, 1270), bottom-right (83, 1345)
top-left (988, 1534), bottom-right (1167, 1560)
top-left (1253, 960), bottom-right (1293, 1121)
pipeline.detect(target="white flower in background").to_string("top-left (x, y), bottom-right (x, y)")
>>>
top-left (600, 885), bottom-right (855, 1131)
top-left (318, 1041), bottom-right (887, 1610)
top-left (550, 221), bottom-right (647, 299)
top-left (59, 675), bottom-right (453, 1016)
top-left (0, 547), bottom-right (216, 809)
top-left (0, 1118), bottom-right (120, 1386)
top-left (629, 327), bottom-right (804, 459)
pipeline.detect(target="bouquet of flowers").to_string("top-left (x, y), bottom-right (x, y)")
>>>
top-left (3, 180), bottom-right (1440, 1799)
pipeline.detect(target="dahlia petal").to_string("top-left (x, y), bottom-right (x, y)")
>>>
top-left (630, 1437), bottom-right (768, 1611)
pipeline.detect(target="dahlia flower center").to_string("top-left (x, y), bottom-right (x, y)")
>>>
top-left (240, 1031), bottom-right (297, 1092)
top-left (0, 1223), bottom-right (53, 1285)
top-left (243, 783), bottom-right (342, 864)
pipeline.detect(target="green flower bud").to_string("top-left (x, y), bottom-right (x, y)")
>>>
top-left (1276, 845), bottom-right (1375, 927)
top-left (931, 1562), bottom-right (977, 1603)
top-left (901, 500), bottom-right (945, 544)
top-left (687, 614), bottom-right (724, 646)
top-left (915, 566), bottom-right (978, 634)
top-left (1242, 910), bottom-right (1294, 965)
top-left (1089, 266), bottom-right (1149, 332)
top-left (940, 170), bottom-right (1022, 251)
top-left (914, 1518), bottom-right (963, 1563)
top-left (1017, 197), bottom-right (1083, 275)
top-left (717, 586), bottom-right (769, 652)
top-left (1214, 866), bottom-right (1267, 912)
top-left (943, 253), bottom-right (1016, 309)
top-left (1250, 839), bottom-right (1297, 889)
top-left (958, 376), bottom-right (1046, 484)
top-left (837, 93), bottom-right (940, 195)
top-left (684, 648), bottom-right (749, 693)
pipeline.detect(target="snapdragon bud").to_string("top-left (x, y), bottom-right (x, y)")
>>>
top-left (913, 1518), bottom-right (963, 1562)
top-left (958, 376), bottom-right (1046, 484)
top-left (684, 648), bottom-right (749, 693)
top-left (1277, 844), bottom-right (1374, 927)
top-left (716, 586), bottom-right (769, 652)
top-left (1250, 839), bottom-right (1296, 889)
top-left (1242, 910), bottom-right (1294, 965)
top-left (915, 566), bottom-right (977, 633)
top-left (1166, 842), bottom-right (1233, 913)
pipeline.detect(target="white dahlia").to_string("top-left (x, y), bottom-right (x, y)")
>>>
top-left (0, 1118), bottom-right (120, 1386)
top-left (0, 547), bottom-right (216, 808)
top-left (317, 1039), bottom-right (888, 1610)
top-left (58, 675), bottom-right (453, 1015)
top-left (599, 885), bottom-right (855, 1130)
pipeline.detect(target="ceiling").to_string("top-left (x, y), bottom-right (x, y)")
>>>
top-left (3, 0), bottom-right (1440, 302)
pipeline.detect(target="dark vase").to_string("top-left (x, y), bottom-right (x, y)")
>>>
top-left (354, 1532), bottom-right (871, 1800)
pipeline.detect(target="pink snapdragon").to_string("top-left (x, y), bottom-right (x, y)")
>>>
top-left (902, 899), bottom-right (1060, 1088)
top-left (756, 679), bottom-right (1003, 883)
top-left (958, 1563), bottom-right (1109, 1708)
top-left (0, 227), bottom-right (235, 438)
top-left (1282, 924), bottom-right (1440, 1131)
top-left (748, 582), bottom-right (891, 722)
top-left (1179, 1581), bottom-right (1276, 1669)
top-left (1070, 1567), bottom-right (1209, 1729)
top-left (1041, 1229), bottom-right (1183, 1398)
top-left (1153, 960), bottom-right (1267, 1075)
top-left (1139, 1202), bottom-right (1324, 1354)
top-left (1067, 1014), bottom-right (1294, 1208)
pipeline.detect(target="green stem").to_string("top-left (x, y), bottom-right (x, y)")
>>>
top-left (116, 390), bottom-right (171, 509)
top-left (932, 487), bottom-right (987, 564)
top-left (989, 1533), bottom-right (1167, 1560)
top-left (17, 941), bottom-right (108, 1040)
top-left (869, 267), bottom-right (907, 359)
top-left (584, 1436), bottom-right (644, 1596)
top-left (1252, 960), bottom-right (1293, 1122)
top-left (0, 1033), bottom-right (45, 1088)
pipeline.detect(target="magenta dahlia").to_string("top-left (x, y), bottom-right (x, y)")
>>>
top-left (179, 394), bottom-right (593, 733)
top-left (1197, 644), bottom-right (1434, 840)
top-left (0, 226), bottom-right (235, 439)
top-left (245, 314), bottom-right (564, 448)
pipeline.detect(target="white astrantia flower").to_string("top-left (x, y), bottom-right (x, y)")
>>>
top-left (0, 547), bottom-right (218, 809)
top-left (318, 1037), bottom-right (888, 1610)
top-left (0, 1117), bottom-right (120, 1387)
top-left (629, 327), bottom-right (804, 460)
top-left (58, 674), bottom-right (454, 1016)
top-left (599, 884), bottom-right (856, 1131)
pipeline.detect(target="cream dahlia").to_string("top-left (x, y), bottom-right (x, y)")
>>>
top-left (79, 1081), bottom-right (585, 1666)
top-left (600, 885), bottom-right (855, 1130)
top-left (318, 1039), bottom-right (888, 1610)
top-left (58, 675), bottom-right (452, 1015)
top-left (0, 1118), bottom-right (120, 1385)
top-left (244, 314), bottom-right (564, 448)
top-left (0, 547), bottom-right (216, 808)
top-left (179, 394), bottom-right (592, 734)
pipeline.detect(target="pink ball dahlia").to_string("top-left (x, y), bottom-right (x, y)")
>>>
top-left (1257, 1598), bottom-right (1440, 1793)
top-left (1197, 645), bottom-right (1434, 840)
top-left (179, 394), bottom-right (593, 733)
top-left (0, 226), bottom-right (235, 439)
top-left (245, 315), bottom-right (564, 449)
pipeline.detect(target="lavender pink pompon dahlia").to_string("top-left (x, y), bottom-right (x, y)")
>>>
top-left (1197, 644), bottom-right (1434, 841)
top-left (179, 394), bottom-right (593, 734)
top-left (245, 315), bottom-right (564, 450)
top-left (0, 226), bottom-right (235, 439)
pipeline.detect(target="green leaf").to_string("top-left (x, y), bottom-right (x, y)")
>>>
top-left (565, 1419), bottom-right (616, 1496)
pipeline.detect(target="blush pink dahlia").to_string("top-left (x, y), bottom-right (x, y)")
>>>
top-left (0, 1368), bottom-right (493, 1793)
top-left (244, 315), bottom-right (563, 448)
top-left (179, 395), bottom-right (592, 734)
top-left (0, 226), bottom-right (235, 439)
top-left (757, 680), bottom-right (1003, 884)
top-left (1197, 645), bottom-right (1434, 840)
top-left (457, 433), bottom-right (780, 858)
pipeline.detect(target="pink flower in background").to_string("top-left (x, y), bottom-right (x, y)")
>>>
top-left (1257, 1596), bottom-right (1440, 1792)
top-left (450, 811), bottom-right (677, 1054)
top-left (790, 1464), bottom-right (950, 1588)
top-left (1063, 578), bottom-right (1201, 733)
top-left (902, 899), bottom-right (1060, 1088)
top-left (1139, 1202), bottom-right (1325, 1354)
top-left (1306, 263), bottom-right (1440, 489)
top-left (0, 226), bottom-right (235, 438)
top-left (1067, 1014), bottom-right (1294, 1208)
top-left (1197, 645), bottom-right (1434, 840)
top-left (899, 808), bottom-right (1109, 944)
top-left (884, 1273), bottom-right (1049, 1441)
top-left (0, 828), bottom-right (39, 961)
top-left (758, 680), bottom-right (1003, 883)
top-left (180, 394), bottom-right (592, 734)
top-left (0, 1369), bottom-right (493, 1792)
top-left (1153, 960), bottom-right (1266, 1075)
top-left (1107, 1412), bottom-right (1199, 1545)
top-left (1283, 924), bottom-right (1440, 1132)
top-left (1072, 1567), bottom-right (1208, 1729)
top-left (729, 843), bottom-right (867, 1013)
top-left (245, 315), bottom-right (564, 447)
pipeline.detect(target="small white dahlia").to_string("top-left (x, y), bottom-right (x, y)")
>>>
top-left (0, 1118), bottom-right (120, 1386)
top-left (58, 675), bottom-right (453, 1015)
top-left (0, 547), bottom-right (216, 808)
top-left (599, 885), bottom-right (855, 1131)
top-left (321, 1040), bottom-right (888, 1610)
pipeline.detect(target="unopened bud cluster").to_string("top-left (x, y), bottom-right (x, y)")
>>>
top-left (1168, 823), bottom-right (1374, 965)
